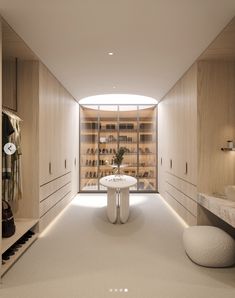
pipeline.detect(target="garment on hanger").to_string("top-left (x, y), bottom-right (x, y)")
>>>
top-left (2, 113), bottom-right (15, 180)
top-left (2, 110), bottom-right (23, 202)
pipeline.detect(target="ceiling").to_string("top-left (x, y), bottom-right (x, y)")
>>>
top-left (0, 0), bottom-right (235, 102)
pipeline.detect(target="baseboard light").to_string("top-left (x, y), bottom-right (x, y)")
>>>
top-left (39, 197), bottom-right (75, 238)
top-left (159, 195), bottom-right (189, 228)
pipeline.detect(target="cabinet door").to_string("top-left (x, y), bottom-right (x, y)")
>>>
top-left (51, 75), bottom-right (60, 178)
top-left (39, 64), bottom-right (63, 184)
top-left (158, 101), bottom-right (165, 195)
top-left (180, 64), bottom-right (197, 184)
top-left (58, 85), bottom-right (67, 175)
top-left (39, 64), bottom-right (54, 185)
top-left (71, 100), bottom-right (79, 196)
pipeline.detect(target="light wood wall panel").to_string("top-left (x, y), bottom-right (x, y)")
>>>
top-left (39, 62), bottom-right (78, 186)
top-left (158, 64), bottom-right (198, 226)
top-left (2, 58), bottom-right (17, 111)
top-left (197, 61), bottom-right (235, 195)
top-left (2, 19), bottom-right (37, 60)
top-left (199, 17), bottom-right (235, 61)
top-left (159, 64), bottom-right (197, 185)
top-left (15, 60), bottom-right (40, 219)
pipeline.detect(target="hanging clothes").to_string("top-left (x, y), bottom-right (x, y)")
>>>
top-left (2, 110), bottom-right (23, 202)
top-left (2, 113), bottom-right (15, 180)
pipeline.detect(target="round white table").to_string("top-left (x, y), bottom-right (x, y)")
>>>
top-left (99, 175), bottom-right (137, 223)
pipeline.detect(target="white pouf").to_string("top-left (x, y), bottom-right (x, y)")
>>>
top-left (183, 226), bottom-right (235, 267)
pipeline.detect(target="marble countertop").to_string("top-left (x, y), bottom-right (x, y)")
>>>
top-left (198, 193), bottom-right (235, 228)
top-left (99, 175), bottom-right (137, 189)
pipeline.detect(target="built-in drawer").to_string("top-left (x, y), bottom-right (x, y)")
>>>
top-left (40, 182), bottom-right (72, 217)
top-left (40, 172), bottom-right (71, 202)
top-left (165, 172), bottom-right (197, 202)
top-left (39, 191), bottom-right (72, 232)
top-left (164, 192), bottom-right (197, 226)
top-left (165, 182), bottom-right (197, 216)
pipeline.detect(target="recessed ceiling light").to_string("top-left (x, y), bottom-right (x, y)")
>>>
top-left (108, 52), bottom-right (114, 56)
top-left (112, 86), bottom-right (116, 89)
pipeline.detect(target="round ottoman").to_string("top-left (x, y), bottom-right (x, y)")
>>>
top-left (183, 226), bottom-right (235, 267)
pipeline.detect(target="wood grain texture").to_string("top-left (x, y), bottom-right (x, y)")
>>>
top-left (199, 17), bottom-right (235, 61)
top-left (158, 64), bottom-right (198, 225)
top-left (2, 58), bottom-right (17, 110)
top-left (15, 60), bottom-right (40, 219)
top-left (197, 61), bottom-right (235, 195)
top-left (39, 191), bottom-right (72, 232)
top-left (39, 62), bottom-right (78, 186)
top-left (40, 172), bottom-right (71, 201)
top-left (2, 19), bottom-right (37, 60)
top-left (164, 192), bottom-right (197, 226)
top-left (158, 64), bottom-right (197, 185)
top-left (40, 183), bottom-right (71, 217)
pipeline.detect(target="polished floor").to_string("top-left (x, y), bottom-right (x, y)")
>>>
top-left (1, 194), bottom-right (235, 298)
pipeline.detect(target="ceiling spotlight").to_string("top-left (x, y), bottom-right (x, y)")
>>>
top-left (112, 86), bottom-right (116, 89)
top-left (108, 52), bottom-right (114, 56)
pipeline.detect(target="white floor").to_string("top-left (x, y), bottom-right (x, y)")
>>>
top-left (1, 194), bottom-right (235, 298)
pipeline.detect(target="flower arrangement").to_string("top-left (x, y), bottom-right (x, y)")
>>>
top-left (113, 147), bottom-right (127, 174)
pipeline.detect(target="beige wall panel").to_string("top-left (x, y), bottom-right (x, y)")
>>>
top-left (2, 58), bottom-right (17, 110)
top-left (39, 172), bottom-right (71, 202)
top-left (40, 183), bottom-right (71, 217)
top-left (15, 60), bottom-right (39, 219)
top-left (164, 192), bottom-right (197, 226)
top-left (199, 17), bottom-right (235, 61)
top-left (197, 61), bottom-right (235, 195)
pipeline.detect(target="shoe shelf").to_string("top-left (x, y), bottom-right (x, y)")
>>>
top-left (2, 218), bottom-right (38, 254)
top-left (1, 218), bottom-right (39, 276)
top-left (1, 232), bottom-right (38, 277)
top-left (80, 105), bottom-right (157, 192)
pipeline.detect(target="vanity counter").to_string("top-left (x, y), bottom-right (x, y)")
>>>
top-left (198, 193), bottom-right (235, 228)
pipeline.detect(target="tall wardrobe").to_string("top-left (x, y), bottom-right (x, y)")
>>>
top-left (158, 17), bottom-right (235, 231)
top-left (0, 18), bottom-right (79, 276)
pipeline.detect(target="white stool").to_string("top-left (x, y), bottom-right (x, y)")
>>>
top-left (183, 226), bottom-right (235, 267)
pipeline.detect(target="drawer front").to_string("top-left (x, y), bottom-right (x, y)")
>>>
top-left (39, 192), bottom-right (72, 232)
top-left (40, 182), bottom-right (72, 217)
top-left (164, 192), bottom-right (197, 226)
top-left (166, 182), bottom-right (197, 216)
top-left (165, 172), bottom-right (197, 201)
top-left (40, 172), bottom-right (71, 202)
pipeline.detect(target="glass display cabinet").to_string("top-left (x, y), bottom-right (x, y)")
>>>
top-left (79, 104), bottom-right (157, 192)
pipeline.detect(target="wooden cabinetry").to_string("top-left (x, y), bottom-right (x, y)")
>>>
top-left (158, 17), bottom-right (235, 228)
top-left (0, 20), bottom-right (79, 276)
top-left (158, 64), bottom-right (198, 225)
top-left (39, 63), bottom-right (78, 187)
top-left (38, 62), bottom-right (79, 230)
top-left (158, 59), bottom-right (235, 227)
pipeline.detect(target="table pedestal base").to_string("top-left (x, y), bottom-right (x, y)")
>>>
top-left (120, 188), bottom-right (129, 223)
top-left (107, 188), bottom-right (117, 223)
top-left (106, 187), bottom-right (130, 224)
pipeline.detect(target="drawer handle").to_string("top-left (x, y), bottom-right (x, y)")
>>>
top-left (170, 159), bottom-right (173, 169)
top-left (49, 162), bottom-right (52, 175)
top-left (65, 159), bottom-right (67, 169)
top-left (185, 162), bottom-right (188, 175)
top-left (160, 157), bottom-right (162, 165)
top-left (74, 157), bottom-right (77, 166)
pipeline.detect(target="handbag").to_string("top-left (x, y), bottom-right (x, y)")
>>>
top-left (2, 200), bottom-right (16, 238)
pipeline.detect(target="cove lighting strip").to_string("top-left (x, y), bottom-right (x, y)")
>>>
top-left (38, 197), bottom-right (76, 238)
top-left (159, 195), bottom-right (189, 228)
